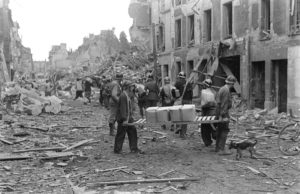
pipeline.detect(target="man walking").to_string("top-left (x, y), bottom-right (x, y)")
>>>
top-left (200, 79), bottom-right (217, 147)
top-left (114, 81), bottom-right (143, 154)
top-left (84, 77), bottom-right (93, 104)
top-left (108, 73), bottom-right (123, 136)
top-left (74, 78), bottom-right (83, 100)
top-left (144, 75), bottom-right (159, 108)
top-left (215, 75), bottom-right (236, 155)
top-left (174, 72), bottom-right (193, 138)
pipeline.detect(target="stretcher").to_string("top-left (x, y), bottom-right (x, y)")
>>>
top-left (132, 116), bottom-right (229, 126)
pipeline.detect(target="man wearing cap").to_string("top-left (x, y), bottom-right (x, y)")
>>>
top-left (215, 75), bottom-right (236, 155)
top-left (114, 80), bottom-right (143, 154)
top-left (108, 73), bottom-right (123, 136)
top-left (144, 75), bottom-right (159, 108)
top-left (174, 72), bottom-right (193, 138)
top-left (200, 79), bottom-right (217, 147)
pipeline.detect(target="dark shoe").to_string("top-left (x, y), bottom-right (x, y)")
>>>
top-left (114, 150), bottom-right (121, 154)
top-left (180, 134), bottom-right (187, 139)
top-left (175, 129), bottom-right (181, 134)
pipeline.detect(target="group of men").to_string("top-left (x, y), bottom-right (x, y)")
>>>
top-left (74, 77), bottom-right (93, 104)
top-left (76, 71), bottom-right (236, 155)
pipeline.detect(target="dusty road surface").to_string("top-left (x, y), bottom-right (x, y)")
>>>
top-left (0, 99), bottom-right (299, 194)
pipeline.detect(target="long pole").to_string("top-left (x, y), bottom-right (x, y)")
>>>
top-left (152, 23), bottom-right (158, 83)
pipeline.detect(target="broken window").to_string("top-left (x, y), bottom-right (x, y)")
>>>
top-left (204, 9), bottom-right (212, 42)
top-left (163, 64), bottom-right (169, 78)
top-left (290, 0), bottom-right (300, 34)
top-left (175, 19), bottom-right (182, 48)
top-left (261, 0), bottom-right (271, 33)
top-left (175, 0), bottom-right (182, 6)
top-left (223, 2), bottom-right (233, 39)
top-left (188, 15), bottom-right (195, 44)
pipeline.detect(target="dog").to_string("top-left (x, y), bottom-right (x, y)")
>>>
top-left (229, 140), bottom-right (257, 160)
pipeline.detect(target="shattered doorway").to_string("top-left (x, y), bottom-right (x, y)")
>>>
top-left (272, 60), bottom-right (287, 113)
top-left (251, 61), bottom-right (265, 109)
top-left (218, 56), bottom-right (241, 93)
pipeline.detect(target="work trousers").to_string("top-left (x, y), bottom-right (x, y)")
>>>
top-left (74, 91), bottom-right (83, 100)
top-left (114, 122), bottom-right (138, 153)
top-left (146, 100), bottom-right (158, 108)
top-left (215, 121), bottom-right (230, 152)
top-left (201, 107), bottom-right (216, 146)
top-left (99, 90), bottom-right (103, 105)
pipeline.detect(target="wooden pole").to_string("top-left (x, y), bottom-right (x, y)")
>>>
top-left (94, 177), bottom-right (200, 186)
top-left (152, 23), bottom-right (158, 83)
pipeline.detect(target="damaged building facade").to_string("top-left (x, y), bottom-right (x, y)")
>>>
top-left (134, 0), bottom-right (300, 114)
top-left (0, 0), bottom-right (33, 80)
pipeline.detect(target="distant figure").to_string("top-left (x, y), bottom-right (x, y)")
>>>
top-left (74, 78), bottom-right (83, 100)
top-left (135, 79), bottom-right (146, 118)
top-left (45, 80), bottom-right (52, 96)
top-left (84, 77), bottom-right (93, 104)
top-left (144, 75), bottom-right (159, 108)
top-left (114, 80), bottom-right (143, 154)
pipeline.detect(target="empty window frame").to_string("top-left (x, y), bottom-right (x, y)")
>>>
top-left (290, 0), bottom-right (300, 34)
top-left (188, 15), bottom-right (195, 43)
top-left (175, 19), bottom-right (182, 47)
top-left (223, 2), bottom-right (233, 39)
top-left (157, 25), bottom-right (164, 50)
top-left (261, 0), bottom-right (271, 32)
top-left (204, 9), bottom-right (212, 42)
top-left (176, 61), bottom-right (182, 75)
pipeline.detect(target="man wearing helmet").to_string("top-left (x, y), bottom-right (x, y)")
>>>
top-left (215, 75), bottom-right (236, 155)
top-left (200, 79), bottom-right (217, 147)
top-left (144, 74), bottom-right (159, 108)
top-left (174, 71), bottom-right (193, 138)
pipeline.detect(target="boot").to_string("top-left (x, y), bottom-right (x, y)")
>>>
top-left (109, 123), bottom-right (115, 136)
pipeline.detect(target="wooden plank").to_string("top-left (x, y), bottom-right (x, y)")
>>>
top-left (220, 63), bottom-right (241, 94)
top-left (0, 138), bottom-right (14, 145)
top-left (0, 153), bottom-right (32, 161)
top-left (40, 152), bottom-right (75, 160)
top-left (63, 139), bottom-right (93, 152)
top-left (93, 177), bottom-right (201, 186)
top-left (13, 147), bottom-right (65, 153)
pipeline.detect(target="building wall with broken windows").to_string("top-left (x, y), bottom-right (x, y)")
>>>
top-left (148, 0), bottom-right (300, 114)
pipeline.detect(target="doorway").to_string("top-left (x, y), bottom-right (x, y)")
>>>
top-left (251, 61), bottom-right (265, 109)
top-left (272, 60), bottom-right (287, 113)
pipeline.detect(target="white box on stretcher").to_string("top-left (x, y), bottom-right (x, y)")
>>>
top-left (145, 107), bottom-right (170, 123)
top-left (169, 105), bottom-right (196, 122)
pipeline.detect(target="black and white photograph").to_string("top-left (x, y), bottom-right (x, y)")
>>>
top-left (0, 0), bottom-right (300, 193)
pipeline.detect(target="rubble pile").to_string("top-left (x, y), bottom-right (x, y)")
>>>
top-left (1, 83), bottom-right (64, 116)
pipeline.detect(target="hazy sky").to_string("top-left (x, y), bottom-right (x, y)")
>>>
top-left (9, 0), bottom-right (132, 61)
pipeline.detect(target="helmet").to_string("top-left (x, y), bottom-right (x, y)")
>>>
top-left (164, 76), bottom-right (170, 83)
top-left (178, 71), bottom-right (186, 78)
top-left (225, 75), bottom-right (236, 85)
top-left (203, 79), bottom-right (212, 87)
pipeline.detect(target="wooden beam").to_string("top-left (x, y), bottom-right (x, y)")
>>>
top-left (192, 70), bottom-right (226, 80)
top-left (93, 177), bottom-right (201, 186)
top-left (63, 139), bottom-right (93, 152)
top-left (13, 147), bottom-right (65, 153)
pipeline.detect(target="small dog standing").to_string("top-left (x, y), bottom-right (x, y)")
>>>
top-left (229, 140), bottom-right (257, 160)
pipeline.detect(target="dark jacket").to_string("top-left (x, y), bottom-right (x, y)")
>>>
top-left (110, 80), bottom-right (122, 105)
top-left (116, 92), bottom-right (134, 123)
top-left (160, 85), bottom-right (176, 106)
top-left (175, 78), bottom-right (193, 101)
top-left (144, 80), bottom-right (159, 101)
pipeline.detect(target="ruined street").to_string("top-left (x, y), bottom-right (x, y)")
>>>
top-left (0, 96), bottom-right (299, 194)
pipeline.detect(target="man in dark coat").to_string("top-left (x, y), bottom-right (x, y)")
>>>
top-left (144, 75), bottom-right (159, 108)
top-left (114, 81), bottom-right (143, 154)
